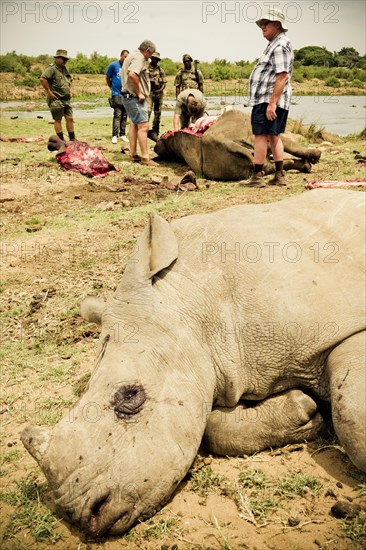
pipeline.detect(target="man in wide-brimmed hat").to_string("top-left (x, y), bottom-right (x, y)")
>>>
top-left (239, 10), bottom-right (293, 188)
top-left (174, 53), bottom-right (204, 98)
top-left (40, 49), bottom-right (76, 141)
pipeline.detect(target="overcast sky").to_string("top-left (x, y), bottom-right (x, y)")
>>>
top-left (1, 1), bottom-right (365, 62)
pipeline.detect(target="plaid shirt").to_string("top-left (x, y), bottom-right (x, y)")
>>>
top-left (248, 33), bottom-right (294, 110)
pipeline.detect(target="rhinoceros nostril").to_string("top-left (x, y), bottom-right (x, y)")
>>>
top-left (89, 495), bottom-right (109, 534)
top-left (91, 495), bottom-right (109, 517)
top-left (111, 384), bottom-right (147, 419)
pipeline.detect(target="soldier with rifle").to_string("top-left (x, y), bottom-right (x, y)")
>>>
top-left (174, 54), bottom-right (204, 98)
top-left (147, 52), bottom-right (167, 141)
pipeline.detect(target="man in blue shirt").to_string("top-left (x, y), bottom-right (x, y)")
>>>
top-left (106, 50), bottom-right (129, 144)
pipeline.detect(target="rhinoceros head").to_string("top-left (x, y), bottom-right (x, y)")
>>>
top-left (21, 213), bottom-right (215, 537)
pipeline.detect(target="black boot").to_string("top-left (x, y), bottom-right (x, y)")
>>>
top-left (268, 170), bottom-right (286, 186)
top-left (68, 132), bottom-right (76, 141)
top-left (148, 130), bottom-right (159, 142)
top-left (56, 132), bottom-right (65, 141)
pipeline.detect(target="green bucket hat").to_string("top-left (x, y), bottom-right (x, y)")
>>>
top-left (54, 49), bottom-right (69, 60)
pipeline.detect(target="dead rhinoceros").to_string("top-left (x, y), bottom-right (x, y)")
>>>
top-left (154, 109), bottom-right (321, 180)
top-left (21, 189), bottom-right (365, 538)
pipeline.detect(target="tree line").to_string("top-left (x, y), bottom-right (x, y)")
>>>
top-left (1, 47), bottom-right (365, 89)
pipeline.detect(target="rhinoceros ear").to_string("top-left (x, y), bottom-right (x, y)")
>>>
top-left (80, 296), bottom-right (106, 325)
top-left (119, 213), bottom-right (178, 290)
top-left (148, 212), bottom-right (178, 277)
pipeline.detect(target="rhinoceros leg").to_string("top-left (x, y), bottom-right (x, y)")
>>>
top-left (263, 158), bottom-right (312, 175)
top-left (282, 135), bottom-right (321, 164)
top-left (326, 331), bottom-right (366, 472)
top-left (203, 389), bottom-right (325, 456)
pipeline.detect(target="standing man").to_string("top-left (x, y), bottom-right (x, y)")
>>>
top-left (174, 54), bottom-right (204, 98)
top-left (173, 89), bottom-right (206, 131)
top-left (240, 10), bottom-right (294, 188)
top-left (147, 52), bottom-right (167, 142)
top-left (106, 49), bottom-right (129, 144)
top-left (40, 49), bottom-right (76, 141)
top-left (121, 40), bottom-right (158, 166)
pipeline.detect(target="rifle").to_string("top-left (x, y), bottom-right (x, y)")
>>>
top-left (193, 59), bottom-right (200, 83)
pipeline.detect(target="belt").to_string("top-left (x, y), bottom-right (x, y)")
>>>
top-left (121, 91), bottom-right (137, 98)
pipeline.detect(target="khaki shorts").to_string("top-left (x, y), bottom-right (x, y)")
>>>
top-left (48, 98), bottom-right (73, 121)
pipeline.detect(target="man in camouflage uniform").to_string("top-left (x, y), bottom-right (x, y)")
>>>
top-left (147, 52), bottom-right (167, 141)
top-left (174, 54), bottom-right (204, 98)
top-left (40, 49), bottom-right (76, 141)
top-left (173, 89), bottom-right (206, 131)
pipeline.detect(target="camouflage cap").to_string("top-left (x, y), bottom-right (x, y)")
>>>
top-left (54, 49), bottom-right (69, 60)
top-left (182, 53), bottom-right (193, 61)
top-left (151, 52), bottom-right (161, 60)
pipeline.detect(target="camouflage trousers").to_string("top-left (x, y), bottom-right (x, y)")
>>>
top-left (148, 93), bottom-right (164, 134)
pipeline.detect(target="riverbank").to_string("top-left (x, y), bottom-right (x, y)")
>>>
top-left (1, 95), bottom-right (365, 137)
top-left (1, 73), bottom-right (365, 102)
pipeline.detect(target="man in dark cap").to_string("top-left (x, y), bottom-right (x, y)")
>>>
top-left (40, 49), bottom-right (76, 141)
top-left (174, 54), bottom-right (204, 98)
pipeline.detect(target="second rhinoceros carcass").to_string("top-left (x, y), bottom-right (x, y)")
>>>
top-left (21, 189), bottom-right (365, 538)
top-left (154, 109), bottom-right (321, 180)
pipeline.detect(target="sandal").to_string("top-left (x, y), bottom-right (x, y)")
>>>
top-left (140, 158), bottom-right (159, 167)
top-left (130, 154), bottom-right (141, 162)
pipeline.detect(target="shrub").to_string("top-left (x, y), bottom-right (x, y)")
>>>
top-left (292, 69), bottom-right (304, 83)
top-left (351, 79), bottom-right (364, 88)
top-left (160, 58), bottom-right (179, 76)
top-left (324, 77), bottom-right (341, 87)
top-left (350, 68), bottom-right (366, 82)
top-left (17, 75), bottom-right (40, 88)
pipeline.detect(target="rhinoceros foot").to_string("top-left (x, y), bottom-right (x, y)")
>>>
top-left (204, 389), bottom-right (326, 456)
top-left (307, 148), bottom-right (322, 164)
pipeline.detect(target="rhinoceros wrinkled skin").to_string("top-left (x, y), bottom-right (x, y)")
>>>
top-left (21, 189), bottom-right (365, 538)
top-left (154, 109), bottom-right (321, 180)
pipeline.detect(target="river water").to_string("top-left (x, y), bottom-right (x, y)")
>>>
top-left (1, 95), bottom-right (365, 137)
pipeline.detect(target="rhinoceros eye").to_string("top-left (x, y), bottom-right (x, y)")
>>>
top-left (112, 384), bottom-right (146, 419)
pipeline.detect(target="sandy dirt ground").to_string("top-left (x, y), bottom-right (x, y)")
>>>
top-left (0, 122), bottom-right (365, 549)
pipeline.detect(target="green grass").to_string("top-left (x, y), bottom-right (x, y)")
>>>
top-left (358, 483), bottom-right (366, 497)
top-left (24, 215), bottom-right (45, 226)
top-left (144, 517), bottom-right (176, 538)
top-left (0, 472), bottom-right (62, 544)
top-left (237, 468), bottom-right (280, 520)
top-left (190, 465), bottom-right (226, 504)
top-left (236, 468), bottom-right (324, 521)
top-left (35, 396), bottom-right (74, 426)
top-left (342, 510), bottom-right (366, 543)
top-left (277, 471), bottom-right (323, 498)
top-left (238, 468), bottom-right (272, 490)
top-left (1, 449), bottom-right (22, 464)
top-left (249, 496), bottom-right (280, 520)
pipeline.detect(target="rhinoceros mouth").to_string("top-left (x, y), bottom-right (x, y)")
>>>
top-left (85, 495), bottom-right (133, 537)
